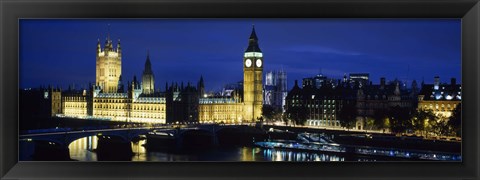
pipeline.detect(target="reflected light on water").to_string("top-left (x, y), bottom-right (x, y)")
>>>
top-left (262, 149), bottom-right (345, 162)
top-left (68, 136), bottom-right (97, 161)
top-left (131, 139), bottom-right (147, 161)
top-left (67, 137), bottom-right (347, 162)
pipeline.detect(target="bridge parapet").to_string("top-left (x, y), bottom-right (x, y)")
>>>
top-left (20, 128), bottom-right (155, 147)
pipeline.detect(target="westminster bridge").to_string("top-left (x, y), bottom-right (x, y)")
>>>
top-left (19, 124), bottom-right (265, 160)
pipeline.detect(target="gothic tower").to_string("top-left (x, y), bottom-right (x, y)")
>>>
top-left (96, 28), bottom-right (122, 93)
top-left (197, 75), bottom-right (205, 97)
top-left (243, 25), bottom-right (263, 122)
top-left (142, 52), bottom-right (155, 95)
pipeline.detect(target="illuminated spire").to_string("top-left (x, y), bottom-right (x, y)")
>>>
top-left (97, 38), bottom-right (101, 53)
top-left (143, 50), bottom-right (152, 74)
top-left (117, 39), bottom-right (121, 54)
top-left (104, 24), bottom-right (113, 50)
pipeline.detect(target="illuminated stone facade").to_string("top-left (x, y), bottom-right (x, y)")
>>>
top-left (50, 89), bottom-right (63, 117)
top-left (62, 33), bottom-right (166, 123)
top-left (92, 91), bottom-right (167, 123)
top-left (199, 97), bottom-right (243, 123)
top-left (96, 34), bottom-right (122, 93)
top-left (63, 93), bottom-right (88, 117)
top-left (417, 76), bottom-right (461, 118)
top-left (142, 53), bottom-right (155, 95)
top-left (63, 80), bottom-right (166, 124)
top-left (243, 26), bottom-right (263, 122)
top-left (59, 26), bottom-right (265, 124)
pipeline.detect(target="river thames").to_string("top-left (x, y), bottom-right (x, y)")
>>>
top-left (19, 136), bottom-right (409, 162)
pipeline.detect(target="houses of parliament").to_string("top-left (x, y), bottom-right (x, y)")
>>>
top-left (50, 26), bottom-right (264, 124)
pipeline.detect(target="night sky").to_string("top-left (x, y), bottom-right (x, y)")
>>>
top-left (20, 19), bottom-right (461, 92)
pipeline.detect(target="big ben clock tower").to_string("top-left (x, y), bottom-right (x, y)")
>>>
top-left (243, 25), bottom-right (263, 122)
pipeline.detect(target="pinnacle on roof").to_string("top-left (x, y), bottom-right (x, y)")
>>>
top-left (143, 50), bottom-right (153, 74)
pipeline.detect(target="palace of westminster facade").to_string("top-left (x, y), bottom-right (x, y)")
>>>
top-left (34, 26), bottom-right (461, 130)
top-left (52, 26), bottom-right (264, 124)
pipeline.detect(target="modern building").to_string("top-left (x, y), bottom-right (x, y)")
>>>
top-left (302, 74), bottom-right (337, 89)
top-left (349, 73), bottom-right (369, 88)
top-left (417, 76), bottom-right (461, 118)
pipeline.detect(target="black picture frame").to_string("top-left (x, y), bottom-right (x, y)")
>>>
top-left (1, 0), bottom-right (479, 179)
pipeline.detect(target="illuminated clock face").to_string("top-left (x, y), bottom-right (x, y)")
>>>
top-left (245, 59), bottom-right (252, 67)
top-left (256, 59), bottom-right (262, 67)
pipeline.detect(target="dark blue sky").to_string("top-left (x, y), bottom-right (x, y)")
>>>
top-left (20, 19), bottom-right (461, 92)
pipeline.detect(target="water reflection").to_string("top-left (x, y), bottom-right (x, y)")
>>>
top-left (131, 140), bottom-right (147, 161)
top-left (69, 136), bottom-right (148, 161)
top-left (68, 136), bottom-right (97, 161)
top-left (68, 136), bottom-right (349, 161)
top-left (261, 148), bottom-right (344, 161)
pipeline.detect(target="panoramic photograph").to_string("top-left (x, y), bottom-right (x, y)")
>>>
top-left (19, 19), bottom-right (461, 162)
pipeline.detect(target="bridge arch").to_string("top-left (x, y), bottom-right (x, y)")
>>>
top-left (22, 128), bottom-right (153, 148)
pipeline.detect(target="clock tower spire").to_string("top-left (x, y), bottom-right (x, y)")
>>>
top-left (243, 25), bottom-right (263, 122)
top-left (246, 25), bottom-right (261, 53)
